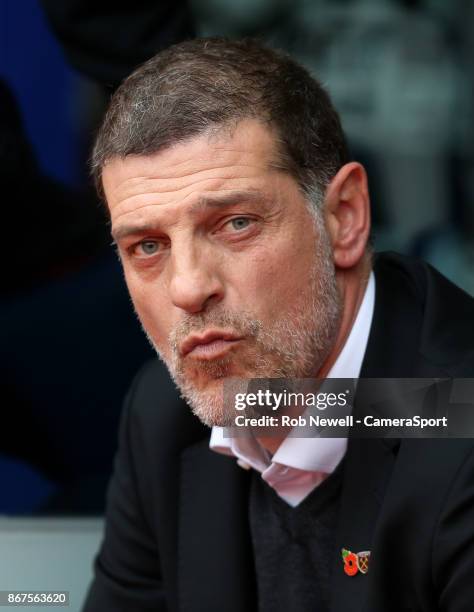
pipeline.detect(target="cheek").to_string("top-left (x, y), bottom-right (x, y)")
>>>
top-left (232, 241), bottom-right (313, 314)
top-left (125, 275), bottom-right (172, 348)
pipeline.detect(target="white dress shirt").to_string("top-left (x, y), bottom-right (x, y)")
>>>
top-left (210, 272), bottom-right (375, 506)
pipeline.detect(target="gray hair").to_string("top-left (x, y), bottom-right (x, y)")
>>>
top-left (91, 37), bottom-right (349, 210)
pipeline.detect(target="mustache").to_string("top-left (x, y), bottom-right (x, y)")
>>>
top-left (169, 308), bottom-right (262, 356)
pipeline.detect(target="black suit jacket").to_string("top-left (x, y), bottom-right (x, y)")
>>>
top-left (83, 253), bottom-right (474, 612)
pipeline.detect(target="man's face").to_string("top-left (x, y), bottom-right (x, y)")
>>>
top-left (104, 120), bottom-right (342, 426)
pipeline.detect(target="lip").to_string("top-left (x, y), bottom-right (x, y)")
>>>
top-left (180, 330), bottom-right (243, 359)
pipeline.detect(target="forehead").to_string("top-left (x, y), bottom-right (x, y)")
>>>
top-left (102, 119), bottom-right (284, 222)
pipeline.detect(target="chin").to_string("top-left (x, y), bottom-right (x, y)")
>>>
top-left (184, 387), bottom-right (235, 428)
top-left (168, 367), bottom-right (226, 425)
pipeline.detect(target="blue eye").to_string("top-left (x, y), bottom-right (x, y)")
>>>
top-left (230, 217), bottom-right (251, 230)
top-left (139, 240), bottom-right (159, 255)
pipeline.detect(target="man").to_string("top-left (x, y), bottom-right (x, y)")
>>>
top-left (83, 38), bottom-right (474, 611)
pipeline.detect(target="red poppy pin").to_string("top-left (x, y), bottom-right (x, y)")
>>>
top-left (341, 548), bottom-right (371, 576)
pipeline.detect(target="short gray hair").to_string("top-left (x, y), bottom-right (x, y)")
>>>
top-left (92, 37), bottom-right (349, 208)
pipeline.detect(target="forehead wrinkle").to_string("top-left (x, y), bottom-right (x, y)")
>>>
top-left (112, 201), bottom-right (168, 223)
top-left (112, 159), bottom-right (268, 199)
top-left (111, 189), bottom-right (270, 241)
top-left (110, 173), bottom-right (260, 212)
top-left (109, 171), bottom-right (272, 219)
top-left (106, 123), bottom-right (290, 227)
top-left (188, 189), bottom-right (267, 213)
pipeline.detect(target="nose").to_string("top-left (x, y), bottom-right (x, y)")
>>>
top-left (168, 242), bottom-right (224, 314)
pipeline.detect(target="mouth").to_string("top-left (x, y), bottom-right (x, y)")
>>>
top-left (180, 330), bottom-right (243, 361)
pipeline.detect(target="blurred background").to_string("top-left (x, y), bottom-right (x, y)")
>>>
top-left (1, 0), bottom-right (473, 518)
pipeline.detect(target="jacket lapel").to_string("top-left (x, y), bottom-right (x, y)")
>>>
top-left (330, 436), bottom-right (398, 612)
top-left (177, 439), bottom-right (256, 612)
top-left (330, 253), bottom-right (411, 612)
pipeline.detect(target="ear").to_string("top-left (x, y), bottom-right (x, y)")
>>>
top-left (324, 162), bottom-right (371, 270)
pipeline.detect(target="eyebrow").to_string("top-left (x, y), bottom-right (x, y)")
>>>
top-left (111, 190), bottom-right (266, 241)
